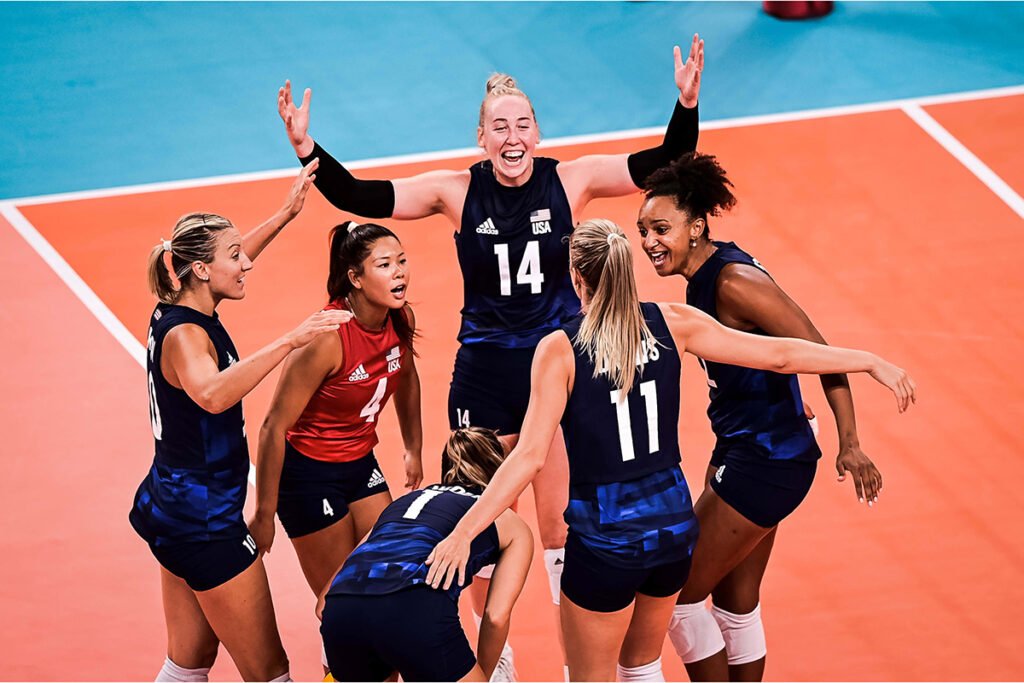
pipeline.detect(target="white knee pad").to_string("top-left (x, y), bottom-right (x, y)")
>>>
top-left (543, 547), bottom-right (564, 606)
top-left (667, 602), bottom-right (726, 664)
top-left (156, 657), bottom-right (211, 682)
top-left (476, 563), bottom-right (495, 580)
top-left (616, 656), bottom-right (665, 682)
top-left (711, 603), bottom-right (766, 666)
top-left (268, 672), bottom-right (291, 683)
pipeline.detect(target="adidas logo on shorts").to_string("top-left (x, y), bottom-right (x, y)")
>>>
top-left (366, 468), bottom-right (386, 489)
top-left (715, 465), bottom-right (726, 483)
top-left (476, 217), bottom-right (499, 235)
top-left (348, 364), bottom-right (369, 382)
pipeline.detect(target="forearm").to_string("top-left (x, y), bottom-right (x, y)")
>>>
top-left (255, 426), bottom-right (288, 516)
top-left (476, 616), bottom-right (511, 679)
top-left (455, 451), bottom-right (542, 539)
top-left (821, 374), bottom-right (861, 448)
top-left (627, 99), bottom-right (699, 187)
top-left (773, 338), bottom-right (877, 377)
top-left (298, 141), bottom-right (395, 218)
top-left (199, 338), bottom-right (293, 413)
top-left (243, 207), bottom-right (294, 262)
top-left (395, 374), bottom-right (423, 455)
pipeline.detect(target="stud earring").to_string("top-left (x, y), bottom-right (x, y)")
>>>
top-left (689, 238), bottom-right (697, 248)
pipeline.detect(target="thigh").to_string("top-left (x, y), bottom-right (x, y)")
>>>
top-left (159, 566), bottom-right (219, 669)
top-left (619, 591), bottom-right (683, 668)
top-left (711, 528), bottom-right (777, 614)
top-left (349, 490), bottom-right (394, 541)
top-left (561, 591), bottom-right (633, 682)
top-left (291, 513), bottom-right (357, 595)
top-left (194, 557), bottom-right (287, 681)
top-left (678, 485), bottom-right (773, 604)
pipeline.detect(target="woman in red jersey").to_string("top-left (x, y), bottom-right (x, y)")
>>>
top-left (251, 222), bottom-right (422, 608)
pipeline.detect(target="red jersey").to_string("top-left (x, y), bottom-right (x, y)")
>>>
top-left (287, 300), bottom-right (408, 462)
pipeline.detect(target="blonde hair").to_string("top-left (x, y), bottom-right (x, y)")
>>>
top-left (570, 219), bottom-right (656, 393)
top-left (442, 427), bottom-right (505, 490)
top-left (478, 73), bottom-right (537, 129)
top-left (147, 212), bottom-right (234, 304)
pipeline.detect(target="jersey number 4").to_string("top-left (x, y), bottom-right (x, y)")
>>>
top-left (609, 380), bottom-right (659, 462)
top-left (359, 377), bottom-right (387, 423)
top-left (494, 241), bottom-right (545, 296)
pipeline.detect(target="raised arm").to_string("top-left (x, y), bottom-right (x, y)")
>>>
top-left (250, 332), bottom-right (342, 554)
top-left (716, 264), bottom-right (883, 504)
top-left (558, 34), bottom-right (703, 209)
top-left (660, 302), bottom-right (917, 413)
top-left (161, 308), bottom-right (351, 415)
top-left (278, 80), bottom-right (468, 223)
top-left (477, 510), bottom-right (533, 679)
top-left (241, 158), bottom-right (319, 261)
top-left (392, 307), bottom-right (423, 491)
top-left (425, 331), bottom-right (574, 589)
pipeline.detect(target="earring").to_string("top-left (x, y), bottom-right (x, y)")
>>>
top-left (689, 238), bottom-right (697, 248)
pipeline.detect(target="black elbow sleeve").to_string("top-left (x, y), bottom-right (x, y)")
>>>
top-left (299, 141), bottom-right (396, 219)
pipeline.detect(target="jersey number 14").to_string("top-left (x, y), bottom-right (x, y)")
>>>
top-left (494, 241), bottom-right (545, 296)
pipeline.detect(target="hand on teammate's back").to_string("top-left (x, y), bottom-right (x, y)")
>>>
top-left (286, 309), bottom-right (354, 349)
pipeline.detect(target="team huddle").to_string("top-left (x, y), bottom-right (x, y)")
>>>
top-left (129, 35), bottom-right (916, 683)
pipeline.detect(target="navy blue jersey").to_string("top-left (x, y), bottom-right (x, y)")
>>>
top-left (129, 304), bottom-right (250, 545)
top-left (328, 484), bottom-right (500, 602)
top-left (560, 302), bottom-right (682, 485)
top-left (456, 157), bottom-right (580, 348)
top-left (686, 242), bottom-right (821, 463)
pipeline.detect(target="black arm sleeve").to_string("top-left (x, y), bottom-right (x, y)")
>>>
top-left (626, 100), bottom-right (699, 188)
top-left (299, 141), bottom-right (395, 219)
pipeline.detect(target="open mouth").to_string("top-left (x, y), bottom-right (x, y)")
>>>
top-left (390, 284), bottom-right (407, 298)
top-left (648, 251), bottom-right (668, 268)
top-left (501, 150), bottom-right (525, 166)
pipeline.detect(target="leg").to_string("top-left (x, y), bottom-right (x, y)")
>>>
top-left (617, 592), bottom-right (678, 679)
top-left (159, 567), bottom-right (219, 676)
top-left (348, 490), bottom-right (394, 543)
top-left (710, 529), bottom-right (777, 682)
top-left (560, 592), bottom-right (634, 682)
top-left (193, 558), bottom-right (288, 681)
top-left (290, 513), bottom-right (357, 596)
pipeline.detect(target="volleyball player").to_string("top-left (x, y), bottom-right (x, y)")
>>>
top-left (425, 219), bottom-right (915, 681)
top-left (318, 428), bottom-right (533, 682)
top-left (251, 222), bottom-right (422, 666)
top-left (635, 152), bottom-right (908, 681)
top-left (278, 39), bottom-right (705, 673)
top-left (130, 161), bottom-right (354, 683)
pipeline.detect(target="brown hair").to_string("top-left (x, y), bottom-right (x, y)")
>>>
top-left (147, 212), bottom-right (234, 304)
top-left (570, 219), bottom-right (656, 393)
top-left (441, 427), bottom-right (505, 490)
top-left (478, 73), bottom-right (537, 129)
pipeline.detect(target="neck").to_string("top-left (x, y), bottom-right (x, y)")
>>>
top-left (176, 287), bottom-right (217, 316)
top-left (680, 240), bottom-right (718, 280)
top-left (346, 293), bottom-right (388, 329)
top-left (493, 159), bottom-right (534, 188)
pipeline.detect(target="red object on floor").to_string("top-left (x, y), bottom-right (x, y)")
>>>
top-left (763, 1), bottom-right (834, 19)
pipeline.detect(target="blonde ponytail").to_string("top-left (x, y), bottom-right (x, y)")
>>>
top-left (442, 427), bottom-right (505, 490)
top-left (570, 219), bottom-right (655, 393)
top-left (146, 212), bottom-right (233, 304)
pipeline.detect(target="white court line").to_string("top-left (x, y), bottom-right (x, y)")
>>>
top-left (902, 104), bottom-right (1024, 220)
top-left (7, 83), bottom-right (1024, 207)
top-left (0, 201), bottom-right (259, 486)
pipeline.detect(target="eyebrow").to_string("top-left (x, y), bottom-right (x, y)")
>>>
top-left (492, 117), bottom-right (531, 124)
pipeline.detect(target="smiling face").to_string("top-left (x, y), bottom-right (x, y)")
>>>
top-left (477, 94), bottom-right (539, 187)
top-left (193, 227), bottom-right (252, 300)
top-left (637, 194), bottom-right (705, 278)
top-left (348, 236), bottom-right (409, 309)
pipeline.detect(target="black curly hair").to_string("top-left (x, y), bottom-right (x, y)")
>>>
top-left (643, 152), bottom-right (737, 241)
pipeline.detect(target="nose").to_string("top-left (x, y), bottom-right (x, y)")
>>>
top-left (241, 251), bottom-right (253, 271)
top-left (507, 126), bottom-right (520, 144)
top-left (641, 231), bottom-right (657, 252)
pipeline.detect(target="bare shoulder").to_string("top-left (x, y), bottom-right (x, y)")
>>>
top-left (163, 322), bottom-right (213, 355)
top-left (716, 262), bottom-right (777, 302)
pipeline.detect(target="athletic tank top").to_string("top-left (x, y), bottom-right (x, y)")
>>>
top-left (456, 157), bottom-right (580, 348)
top-left (129, 304), bottom-right (249, 545)
top-left (686, 242), bottom-right (821, 462)
top-left (287, 299), bottom-right (408, 463)
top-left (560, 302), bottom-right (683, 485)
top-left (328, 484), bottom-right (500, 601)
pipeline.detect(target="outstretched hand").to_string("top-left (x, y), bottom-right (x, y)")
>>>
top-left (674, 33), bottom-right (704, 108)
top-left (278, 79), bottom-right (314, 157)
top-left (281, 157), bottom-right (319, 219)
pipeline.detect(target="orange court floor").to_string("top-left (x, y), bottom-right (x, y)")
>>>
top-left (1, 94), bottom-right (1023, 681)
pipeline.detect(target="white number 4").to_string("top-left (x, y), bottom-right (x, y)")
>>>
top-left (494, 241), bottom-right (545, 296)
top-left (360, 377), bottom-right (387, 423)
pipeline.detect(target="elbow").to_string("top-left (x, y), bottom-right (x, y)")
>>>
top-left (482, 609), bottom-right (512, 632)
top-left (196, 390), bottom-right (229, 415)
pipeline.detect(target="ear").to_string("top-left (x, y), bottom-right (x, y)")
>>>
top-left (191, 261), bottom-right (210, 282)
top-left (347, 267), bottom-right (362, 291)
top-left (690, 218), bottom-right (706, 240)
top-left (476, 126), bottom-right (485, 149)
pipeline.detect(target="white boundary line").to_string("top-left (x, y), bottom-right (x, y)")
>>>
top-left (7, 83), bottom-right (1024, 207)
top-left (0, 201), bottom-right (259, 486)
top-left (902, 104), bottom-right (1024, 220)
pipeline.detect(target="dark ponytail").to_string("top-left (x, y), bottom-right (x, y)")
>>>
top-left (643, 152), bottom-right (737, 241)
top-left (327, 221), bottom-right (417, 354)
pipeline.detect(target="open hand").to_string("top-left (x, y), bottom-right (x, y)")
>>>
top-left (278, 80), bottom-right (314, 156)
top-left (675, 33), bottom-right (704, 108)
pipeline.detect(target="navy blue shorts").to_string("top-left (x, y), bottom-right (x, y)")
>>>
top-left (448, 343), bottom-right (534, 435)
top-left (321, 586), bottom-right (476, 682)
top-left (277, 441), bottom-right (390, 538)
top-left (562, 532), bottom-right (692, 613)
top-left (709, 443), bottom-right (818, 528)
top-left (150, 532), bottom-right (258, 592)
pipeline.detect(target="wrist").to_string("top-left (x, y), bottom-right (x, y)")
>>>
top-left (295, 136), bottom-right (315, 159)
top-left (678, 93), bottom-right (698, 109)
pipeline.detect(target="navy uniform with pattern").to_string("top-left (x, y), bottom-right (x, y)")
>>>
top-left (129, 303), bottom-right (250, 546)
top-left (559, 302), bottom-right (698, 571)
top-left (328, 484), bottom-right (500, 601)
top-left (686, 242), bottom-right (821, 464)
top-left (457, 157), bottom-right (580, 348)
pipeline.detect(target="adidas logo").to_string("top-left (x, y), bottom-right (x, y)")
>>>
top-left (348, 364), bottom-right (369, 382)
top-left (476, 217), bottom-right (499, 235)
top-left (367, 468), bottom-right (386, 489)
top-left (715, 465), bottom-right (726, 483)
top-left (227, 352), bottom-right (237, 366)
